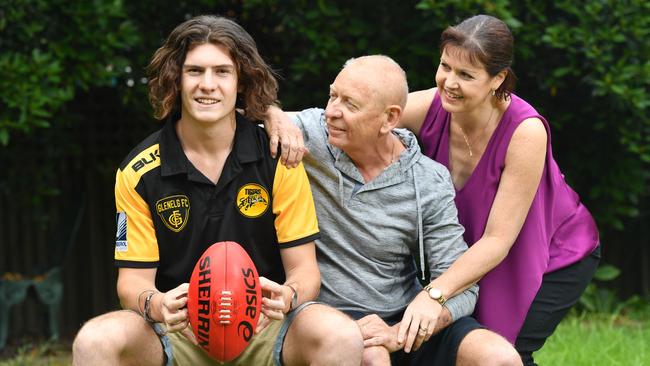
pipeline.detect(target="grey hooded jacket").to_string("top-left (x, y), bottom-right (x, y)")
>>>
top-left (293, 108), bottom-right (478, 321)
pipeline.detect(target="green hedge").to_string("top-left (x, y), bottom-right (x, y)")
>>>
top-left (1, 0), bottom-right (648, 236)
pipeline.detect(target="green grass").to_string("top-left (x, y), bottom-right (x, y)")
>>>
top-left (534, 313), bottom-right (650, 366)
top-left (0, 340), bottom-right (71, 366)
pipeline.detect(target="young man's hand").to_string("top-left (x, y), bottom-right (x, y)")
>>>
top-left (255, 276), bottom-right (294, 333)
top-left (159, 283), bottom-right (197, 344)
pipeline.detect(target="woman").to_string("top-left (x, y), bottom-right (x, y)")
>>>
top-left (399, 14), bottom-right (600, 365)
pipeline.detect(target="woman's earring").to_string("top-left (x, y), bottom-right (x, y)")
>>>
top-left (491, 89), bottom-right (496, 97)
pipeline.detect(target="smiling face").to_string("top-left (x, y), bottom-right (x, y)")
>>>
top-left (324, 65), bottom-right (387, 153)
top-left (179, 42), bottom-right (238, 127)
top-left (435, 46), bottom-right (504, 114)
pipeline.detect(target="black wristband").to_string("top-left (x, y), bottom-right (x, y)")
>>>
top-left (285, 284), bottom-right (298, 311)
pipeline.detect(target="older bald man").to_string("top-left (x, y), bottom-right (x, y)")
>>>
top-left (267, 55), bottom-right (521, 366)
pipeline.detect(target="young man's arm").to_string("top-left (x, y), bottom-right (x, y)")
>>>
top-left (280, 242), bottom-right (321, 309)
top-left (116, 267), bottom-right (196, 342)
top-left (255, 137), bottom-right (321, 331)
top-left (255, 242), bottom-right (320, 333)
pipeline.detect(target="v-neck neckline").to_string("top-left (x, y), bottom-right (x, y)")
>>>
top-left (443, 102), bottom-right (512, 193)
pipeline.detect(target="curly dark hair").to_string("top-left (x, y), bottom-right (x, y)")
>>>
top-left (440, 14), bottom-right (517, 101)
top-left (147, 15), bottom-right (278, 121)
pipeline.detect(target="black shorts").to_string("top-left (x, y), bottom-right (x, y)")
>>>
top-left (346, 310), bottom-right (483, 366)
top-left (515, 244), bottom-right (601, 366)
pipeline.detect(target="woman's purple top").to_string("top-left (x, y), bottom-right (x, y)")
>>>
top-left (419, 92), bottom-right (599, 342)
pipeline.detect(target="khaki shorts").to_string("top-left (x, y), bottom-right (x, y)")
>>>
top-left (168, 319), bottom-right (281, 366)
top-left (154, 301), bottom-right (318, 366)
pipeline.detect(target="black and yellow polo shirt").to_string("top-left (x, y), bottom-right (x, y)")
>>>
top-left (114, 113), bottom-right (320, 292)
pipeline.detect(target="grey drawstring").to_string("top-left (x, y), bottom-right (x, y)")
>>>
top-left (413, 166), bottom-right (425, 280)
top-left (337, 169), bottom-right (345, 206)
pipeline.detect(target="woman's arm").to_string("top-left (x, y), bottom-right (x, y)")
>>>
top-left (399, 88), bottom-right (437, 135)
top-left (428, 117), bottom-right (548, 296)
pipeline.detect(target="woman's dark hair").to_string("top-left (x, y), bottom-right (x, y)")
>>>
top-left (440, 14), bottom-right (517, 100)
top-left (147, 15), bottom-right (278, 121)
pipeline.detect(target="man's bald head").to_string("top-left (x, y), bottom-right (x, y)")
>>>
top-left (341, 55), bottom-right (409, 109)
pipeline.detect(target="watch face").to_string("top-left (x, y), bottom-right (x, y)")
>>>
top-left (428, 288), bottom-right (442, 299)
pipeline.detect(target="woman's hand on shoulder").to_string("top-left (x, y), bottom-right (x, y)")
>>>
top-left (400, 88), bottom-right (437, 135)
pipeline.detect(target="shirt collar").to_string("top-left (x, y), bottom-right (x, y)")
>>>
top-left (159, 112), bottom-right (263, 177)
top-left (232, 112), bottom-right (263, 164)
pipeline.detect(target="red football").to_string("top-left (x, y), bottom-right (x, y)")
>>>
top-left (187, 241), bottom-right (262, 362)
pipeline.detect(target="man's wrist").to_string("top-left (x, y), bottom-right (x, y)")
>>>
top-left (389, 324), bottom-right (404, 352)
top-left (150, 292), bottom-right (163, 322)
top-left (266, 105), bottom-right (283, 120)
top-left (139, 290), bottom-right (160, 323)
top-left (431, 306), bottom-right (453, 335)
top-left (284, 283), bottom-right (298, 312)
top-left (423, 283), bottom-right (447, 306)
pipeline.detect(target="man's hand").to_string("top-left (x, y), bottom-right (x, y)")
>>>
top-left (264, 105), bottom-right (308, 168)
top-left (397, 291), bottom-right (442, 353)
top-left (159, 283), bottom-right (197, 344)
top-left (357, 314), bottom-right (402, 353)
top-left (256, 276), bottom-right (291, 333)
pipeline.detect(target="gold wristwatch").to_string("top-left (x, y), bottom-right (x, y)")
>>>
top-left (423, 284), bottom-right (447, 306)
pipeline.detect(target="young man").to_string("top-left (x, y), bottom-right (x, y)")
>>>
top-left (72, 15), bottom-right (362, 366)
top-left (266, 56), bottom-right (522, 365)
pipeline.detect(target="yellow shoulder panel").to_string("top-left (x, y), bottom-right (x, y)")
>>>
top-left (123, 144), bottom-right (161, 180)
top-left (114, 144), bottom-right (160, 262)
top-left (272, 162), bottom-right (319, 243)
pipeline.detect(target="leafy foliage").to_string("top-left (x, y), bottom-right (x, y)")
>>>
top-left (245, 0), bottom-right (650, 232)
top-left (417, 0), bottom-right (650, 231)
top-left (578, 264), bottom-right (635, 315)
top-left (0, 0), bottom-right (139, 145)
top-left (508, 0), bottom-right (650, 230)
top-left (0, 0), bottom-right (648, 293)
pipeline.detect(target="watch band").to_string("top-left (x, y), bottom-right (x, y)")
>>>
top-left (423, 283), bottom-right (447, 306)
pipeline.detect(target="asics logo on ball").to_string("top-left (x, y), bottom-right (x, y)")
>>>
top-left (237, 267), bottom-right (258, 341)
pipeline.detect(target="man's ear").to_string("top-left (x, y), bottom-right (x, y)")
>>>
top-left (381, 105), bottom-right (403, 133)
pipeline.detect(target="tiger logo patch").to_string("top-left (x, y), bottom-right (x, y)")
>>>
top-left (236, 183), bottom-right (269, 218)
